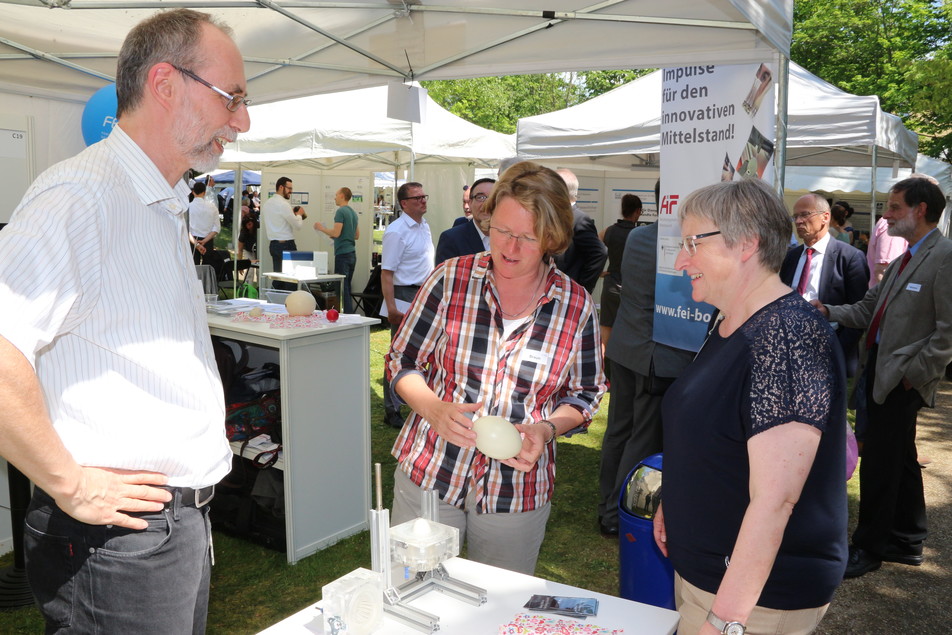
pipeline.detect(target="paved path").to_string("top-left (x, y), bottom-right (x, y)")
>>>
top-left (816, 378), bottom-right (951, 634)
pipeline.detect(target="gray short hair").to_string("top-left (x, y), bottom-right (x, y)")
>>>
top-left (116, 9), bottom-right (232, 118)
top-left (680, 178), bottom-right (790, 272)
top-left (798, 192), bottom-right (831, 215)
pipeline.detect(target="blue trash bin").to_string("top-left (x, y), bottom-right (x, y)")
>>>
top-left (618, 453), bottom-right (675, 609)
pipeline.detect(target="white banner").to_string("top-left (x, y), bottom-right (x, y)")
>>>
top-left (655, 63), bottom-right (777, 351)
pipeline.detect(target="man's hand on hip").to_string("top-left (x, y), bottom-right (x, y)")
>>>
top-left (55, 467), bottom-right (172, 530)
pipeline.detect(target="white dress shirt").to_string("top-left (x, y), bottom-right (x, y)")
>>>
top-left (790, 232), bottom-right (832, 302)
top-left (381, 213), bottom-right (435, 286)
top-left (476, 219), bottom-right (491, 252)
top-left (0, 126), bottom-right (231, 487)
top-left (262, 194), bottom-right (301, 241)
top-left (188, 196), bottom-right (220, 238)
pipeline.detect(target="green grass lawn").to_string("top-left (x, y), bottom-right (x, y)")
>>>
top-left (0, 326), bottom-right (859, 632)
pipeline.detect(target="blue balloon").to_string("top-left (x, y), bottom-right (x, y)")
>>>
top-left (81, 84), bottom-right (118, 146)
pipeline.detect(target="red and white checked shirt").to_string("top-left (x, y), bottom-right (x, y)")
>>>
top-left (387, 252), bottom-right (606, 513)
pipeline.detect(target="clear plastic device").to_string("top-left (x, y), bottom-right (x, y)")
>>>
top-left (369, 464), bottom-right (487, 633)
top-left (321, 568), bottom-right (383, 635)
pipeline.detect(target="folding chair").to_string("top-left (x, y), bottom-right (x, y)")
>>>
top-left (215, 254), bottom-right (253, 299)
top-left (351, 264), bottom-right (383, 318)
top-left (195, 264), bottom-right (218, 296)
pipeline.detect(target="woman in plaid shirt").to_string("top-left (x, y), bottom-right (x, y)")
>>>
top-left (386, 162), bottom-right (607, 575)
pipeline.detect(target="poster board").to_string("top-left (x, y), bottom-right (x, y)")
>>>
top-left (0, 114), bottom-right (35, 225)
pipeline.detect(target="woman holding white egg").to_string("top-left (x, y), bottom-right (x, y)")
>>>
top-left (385, 161), bottom-right (606, 575)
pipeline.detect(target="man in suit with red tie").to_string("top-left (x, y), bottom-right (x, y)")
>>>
top-left (781, 193), bottom-right (869, 376)
top-left (814, 177), bottom-right (952, 578)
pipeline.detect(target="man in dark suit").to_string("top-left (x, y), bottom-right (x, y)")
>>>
top-left (597, 180), bottom-right (694, 536)
top-left (435, 178), bottom-right (495, 265)
top-left (815, 177), bottom-right (952, 578)
top-left (780, 193), bottom-right (869, 376)
top-left (554, 169), bottom-right (607, 294)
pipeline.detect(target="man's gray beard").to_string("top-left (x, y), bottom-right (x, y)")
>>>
top-left (887, 215), bottom-right (914, 240)
top-left (190, 151), bottom-right (220, 174)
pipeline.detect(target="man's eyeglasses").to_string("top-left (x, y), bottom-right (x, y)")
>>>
top-left (471, 193), bottom-right (489, 203)
top-left (172, 65), bottom-right (251, 112)
top-left (490, 226), bottom-right (539, 247)
top-left (790, 210), bottom-right (821, 222)
top-left (678, 230), bottom-right (721, 256)
top-left (401, 195), bottom-right (429, 202)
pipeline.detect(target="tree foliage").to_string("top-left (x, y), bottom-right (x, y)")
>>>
top-left (791, 0), bottom-right (952, 160)
top-left (422, 69), bottom-right (652, 135)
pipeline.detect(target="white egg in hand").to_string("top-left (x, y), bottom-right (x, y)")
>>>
top-left (473, 415), bottom-right (522, 460)
top-left (285, 290), bottom-right (316, 316)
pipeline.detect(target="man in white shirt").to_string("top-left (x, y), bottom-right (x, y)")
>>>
top-left (780, 193), bottom-right (869, 375)
top-left (381, 181), bottom-right (434, 428)
top-left (0, 9), bottom-right (249, 632)
top-left (189, 180), bottom-right (221, 264)
top-left (262, 176), bottom-right (305, 290)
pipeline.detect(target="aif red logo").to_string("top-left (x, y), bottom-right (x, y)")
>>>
top-left (660, 194), bottom-right (679, 215)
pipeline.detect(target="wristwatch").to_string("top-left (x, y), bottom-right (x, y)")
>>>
top-left (706, 610), bottom-right (746, 635)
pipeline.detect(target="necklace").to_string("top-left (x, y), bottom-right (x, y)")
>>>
top-left (499, 268), bottom-right (546, 318)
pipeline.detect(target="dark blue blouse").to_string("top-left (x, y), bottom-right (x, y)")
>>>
top-left (662, 292), bottom-right (848, 610)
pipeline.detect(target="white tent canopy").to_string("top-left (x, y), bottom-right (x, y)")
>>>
top-left (220, 84), bottom-right (515, 171)
top-left (0, 1), bottom-right (791, 105)
top-left (785, 154), bottom-right (952, 196)
top-left (785, 154), bottom-right (952, 236)
top-left (516, 61), bottom-right (918, 171)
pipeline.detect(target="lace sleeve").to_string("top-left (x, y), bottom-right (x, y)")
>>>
top-left (745, 300), bottom-right (836, 437)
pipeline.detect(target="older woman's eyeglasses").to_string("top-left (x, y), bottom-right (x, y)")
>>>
top-left (490, 226), bottom-right (539, 247)
top-left (172, 65), bottom-right (251, 112)
top-left (678, 231), bottom-right (722, 256)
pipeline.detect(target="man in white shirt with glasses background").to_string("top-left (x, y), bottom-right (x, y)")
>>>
top-left (381, 182), bottom-right (434, 428)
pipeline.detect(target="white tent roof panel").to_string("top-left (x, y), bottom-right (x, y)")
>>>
top-left (219, 84), bottom-right (516, 170)
top-left (0, 1), bottom-right (791, 104)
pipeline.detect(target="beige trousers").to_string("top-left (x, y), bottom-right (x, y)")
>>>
top-left (675, 573), bottom-right (829, 635)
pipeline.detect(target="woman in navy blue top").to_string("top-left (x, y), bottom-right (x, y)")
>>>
top-left (653, 179), bottom-right (847, 635)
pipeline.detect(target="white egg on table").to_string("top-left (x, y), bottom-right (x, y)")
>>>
top-left (285, 290), bottom-right (316, 316)
top-left (472, 415), bottom-right (523, 460)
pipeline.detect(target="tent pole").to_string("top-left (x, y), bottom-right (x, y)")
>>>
top-left (870, 148), bottom-right (878, 234)
top-left (773, 53), bottom-right (789, 196)
top-left (233, 165), bottom-right (243, 297)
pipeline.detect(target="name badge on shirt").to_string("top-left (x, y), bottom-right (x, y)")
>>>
top-left (906, 283), bottom-right (922, 292)
top-left (522, 349), bottom-right (548, 366)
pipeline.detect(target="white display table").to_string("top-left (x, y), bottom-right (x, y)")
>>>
top-left (259, 557), bottom-right (680, 634)
top-left (207, 313), bottom-right (378, 564)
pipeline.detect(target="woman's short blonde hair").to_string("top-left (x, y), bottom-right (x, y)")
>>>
top-left (482, 161), bottom-right (574, 256)
top-left (679, 178), bottom-right (791, 273)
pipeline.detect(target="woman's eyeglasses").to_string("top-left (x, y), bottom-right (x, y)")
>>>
top-left (678, 231), bottom-right (721, 256)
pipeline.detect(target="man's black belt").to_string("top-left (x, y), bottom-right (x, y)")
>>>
top-left (166, 485), bottom-right (215, 508)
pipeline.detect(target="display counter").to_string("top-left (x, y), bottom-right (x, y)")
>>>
top-left (258, 557), bottom-right (680, 633)
top-left (207, 312), bottom-right (378, 564)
